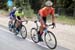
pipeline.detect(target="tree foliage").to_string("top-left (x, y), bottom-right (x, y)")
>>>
top-left (0, 0), bottom-right (7, 9)
top-left (29, 0), bottom-right (43, 14)
top-left (0, 0), bottom-right (75, 16)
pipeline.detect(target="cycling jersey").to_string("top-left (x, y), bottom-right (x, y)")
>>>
top-left (15, 11), bottom-right (24, 17)
top-left (9, 10), bottom-right (16, 19)
top-left (39, 7), bottom-right (55, 17)
top-left (9, 10), bottom-right (16, 17)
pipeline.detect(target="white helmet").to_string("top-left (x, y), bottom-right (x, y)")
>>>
top-left (13, 7), bottom-right (17, 10)
top-left (45, 1), bottom-right (53, 6)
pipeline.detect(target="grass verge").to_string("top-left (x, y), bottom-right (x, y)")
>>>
top-left (56, 15), bottom-right (75, 25)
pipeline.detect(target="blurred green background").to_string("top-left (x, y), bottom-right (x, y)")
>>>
top-left (0, 0), bottom-right (75, 25)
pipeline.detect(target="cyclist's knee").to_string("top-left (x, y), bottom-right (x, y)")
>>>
top-left (40, 25), bottom-right (44, 30)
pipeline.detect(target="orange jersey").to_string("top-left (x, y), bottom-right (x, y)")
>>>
top-left (39, 7), bottom-right (55, 17)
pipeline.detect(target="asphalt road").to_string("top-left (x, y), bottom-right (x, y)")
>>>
top-left (0, 26), bottom-right (70, 50)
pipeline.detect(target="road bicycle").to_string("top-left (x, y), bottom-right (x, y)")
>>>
top-left (30, 20), bottom-right (57, 49)
top-left (8, 19), bottom-right (28, 39)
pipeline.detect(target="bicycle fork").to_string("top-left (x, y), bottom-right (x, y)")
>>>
top-left (44, 29), bottom-right (52, 41)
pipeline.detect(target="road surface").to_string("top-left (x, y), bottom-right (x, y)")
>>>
top-left (0, 26), bottom-right (70, 50)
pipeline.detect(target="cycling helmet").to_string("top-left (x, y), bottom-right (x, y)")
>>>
top-left (45, 0), bottom-right (53, 6)
top-left (13, 7), bottom-right (17, 10)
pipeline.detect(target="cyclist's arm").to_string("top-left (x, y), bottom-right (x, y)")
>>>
top-left (21, 12), bottom-right (25, 20)
top-left (15, 11), bottom-right (18, 17)
top-left (51, 9), bottom-right (56, 23)
top-left (52, 14), bottom-right (55, 23)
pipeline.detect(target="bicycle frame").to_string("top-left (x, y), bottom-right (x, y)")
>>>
top-left (32, 20), bottom-right (57, 49)
top-left (43, 26), bottom-right (52, 39)
top-left (34, 20), bottom-right (53, 31)
top-left (34, 20), bottom-right (53, 36)
top-left (13, 19), bottom-right (27, 31)
top-left (43, 28), bottom-right (48, 34)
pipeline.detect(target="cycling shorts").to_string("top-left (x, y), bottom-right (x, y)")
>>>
top-left (10, 15), bottom-right (16, 20)
top-left (42, 17), bottom-right (46, 24)
top-left (38, 14), bottom-right (47, 24)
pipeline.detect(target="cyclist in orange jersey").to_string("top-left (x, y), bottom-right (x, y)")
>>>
top-left (38, 0), bottom-right (56, 41)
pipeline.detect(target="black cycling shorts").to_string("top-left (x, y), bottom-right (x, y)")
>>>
top-left (17, 16), bottom-right (21, 20)
top-left (38, 14), bottom-right (46, 24)
top-left (42, 17), bottom-right (46, 24)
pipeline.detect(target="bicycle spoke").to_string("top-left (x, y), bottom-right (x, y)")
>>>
top-left (31, 28), bottom-right (39, 43)
top-left (20, 25), bottom-right (27, 39)
top-left (44, 31), bottom-right (57, 49)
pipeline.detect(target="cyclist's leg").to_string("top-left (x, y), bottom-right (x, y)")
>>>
top-left (15, 16), bottom-right (22, 31)
top-left (38, 26), bottom-right (43, 41)
top-left (39, 17), bottom-right (46, 35)
top-left (38, 17), bottom-right (46, 41)
top-left (9, 16), bottom-right (13, 24)
top-left (9, 16), bottom-right (14, 28)
top-left (12, 16), bottom-right (16, 28)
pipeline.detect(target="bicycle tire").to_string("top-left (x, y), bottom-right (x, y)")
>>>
top-left (8, 22), bottom-right (13, 31)
top-left (31, 28), bottom-right (39, 43)
top-left (20, 25), bottom-right (27, 39)
top-left (44, 31), bottom-right (57, 49)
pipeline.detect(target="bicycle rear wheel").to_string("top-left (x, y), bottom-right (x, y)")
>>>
top-left (44, 31), bottom-right (57, 49)
top-left (8, 22), bottom-right (13, 31)
top-left (20, 25), bottom-right (27, 39)
top-left (31, 28), bottom-right (39, 43)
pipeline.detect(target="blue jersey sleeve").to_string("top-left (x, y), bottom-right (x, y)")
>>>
top-left (9, 10), bottom-right (16, 16)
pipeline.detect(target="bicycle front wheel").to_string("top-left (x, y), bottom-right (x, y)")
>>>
top-left (20, 25), bottom-right (27, 39)
top-left (44, 31), bottom-right (57, 49)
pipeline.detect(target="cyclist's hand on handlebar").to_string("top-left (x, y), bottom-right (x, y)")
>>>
top-left (52, 23), bottom-right (56, 29)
